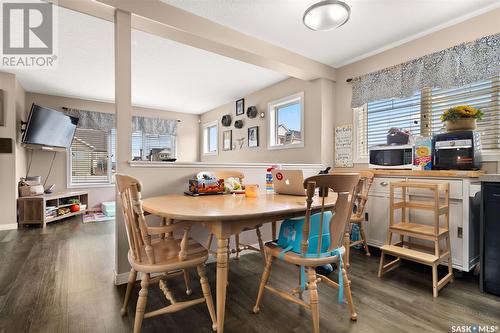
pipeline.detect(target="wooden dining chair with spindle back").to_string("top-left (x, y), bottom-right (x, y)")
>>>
top-left (341, 170), bottom-right (374, 267)
top-left (115, 174), bottom-right (217, 333)
top-left (205, 170), bottom-right (268, 262)
top-left (253, 173), bottom-right (360, 333)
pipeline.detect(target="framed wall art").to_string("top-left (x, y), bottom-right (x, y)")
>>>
top-left (223, 130), bottom-right (232, 151)
top-left (236, 98), bottom-right (244, 116)
top-left (248, 126), bottom-right (259, 148)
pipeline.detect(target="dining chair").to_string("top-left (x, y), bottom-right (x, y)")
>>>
top-left (253, 173), bottom-right (360, 333)
top-left (115, 174), bottom-right (217, 333)
top-left (205, 170), bottom-right (267, 262)
top-left (341, 171), bottom-right (374, 267)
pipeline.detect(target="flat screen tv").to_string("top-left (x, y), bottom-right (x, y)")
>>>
top-left (22, 104), bottom-right (79, 148)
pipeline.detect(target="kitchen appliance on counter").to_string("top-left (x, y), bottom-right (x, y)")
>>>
top-left (433, 131), bottom-right (481, 170)
top-left (369, 144), bottom-right (414, 169)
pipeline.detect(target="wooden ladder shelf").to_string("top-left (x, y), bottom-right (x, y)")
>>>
top-left (378, 181), bottom-right (454, 297)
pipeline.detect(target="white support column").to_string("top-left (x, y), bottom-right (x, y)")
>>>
top-left (114, 9), bottom-right (132, 278)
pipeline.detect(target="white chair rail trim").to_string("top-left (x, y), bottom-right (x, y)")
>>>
top-left (128, 161), bottom-right (325, 170)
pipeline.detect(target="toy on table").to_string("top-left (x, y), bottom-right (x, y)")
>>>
top-left (186, 172), bottom-right (225, 195)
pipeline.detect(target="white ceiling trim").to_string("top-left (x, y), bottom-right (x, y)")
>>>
top-left (336, 1), bottom-right (500, 68)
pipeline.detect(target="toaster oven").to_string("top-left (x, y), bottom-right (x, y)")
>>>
top-left (369, 144), bottom-right (414, 169)
top-left (433, 131), bottom-right (481, 170)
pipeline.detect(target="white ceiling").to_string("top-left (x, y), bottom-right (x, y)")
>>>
top-left (3, 1), bottom-right (499, 114)
top-left (2, 6), bottom-right (286, 114)
top-left (164, 0), bottom-right (500, 67)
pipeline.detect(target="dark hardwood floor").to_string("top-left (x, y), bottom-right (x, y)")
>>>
top-left (0, 218), bottom-right (499, 333)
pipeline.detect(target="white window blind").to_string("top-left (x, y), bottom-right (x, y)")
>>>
top-left (70, 128), bottom-right (113, 185)
top-left (131, 131), bottom-right (176, 160)
top-left (427, 75), bottom-right (500, 150)
top-left (366, 92), bottom-right (421, 148)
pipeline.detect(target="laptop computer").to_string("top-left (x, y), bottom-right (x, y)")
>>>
top-left (272, 170), bottom-right (306, 196)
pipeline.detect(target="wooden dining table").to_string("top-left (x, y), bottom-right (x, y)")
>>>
top-left (142, 192), bottom-right (336, 333)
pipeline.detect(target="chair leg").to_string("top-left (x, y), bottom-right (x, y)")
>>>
top-left (235, 233), bottom-right (241, 260)
top-left (206, 233), bottom-right (213, 251)
top-left (183, 269), bottom-right (192, 295)
top-left (307, 267), bottom-right (320, 333)
top-left (256, 227), bottom-right (267, 264)
top-left (359, 222), bottom-right (371, 256)
top-left (344, 229), bottom-right (351, 268)
top-left (133, 273), bottom-right (150, 333)
top-left (253, 254), bottom-right (273, 313)
top-left (121, 268), bottom-right (137, 316)
top-left (197, 264), bottom-right (217, 331)
top-left (341, 261), bottom-right (357, 321)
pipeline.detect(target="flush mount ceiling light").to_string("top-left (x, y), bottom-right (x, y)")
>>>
top-left (303, 0), bottom-right (351, 31)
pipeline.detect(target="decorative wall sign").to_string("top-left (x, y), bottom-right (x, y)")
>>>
top-left (234, 119), bottom-right (244, 129)
top-left (223, 130), bottom-right (232, 151)
top-left (221, 114), bottom-right (232, 127)
top-left (248, 126), bottom-right (259, 148)
top-left (334, 124), bottom-right (353, 168)
top-left (236, 98), bottom-right (245, 116)
top-left (246, 106), bottom-right (258, 118)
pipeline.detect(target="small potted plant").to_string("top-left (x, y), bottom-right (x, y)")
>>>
top-left (440, 105), bottom-right (483, 131)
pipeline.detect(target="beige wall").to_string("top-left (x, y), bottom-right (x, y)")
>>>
top-left (24, 92), bottom-right (200, 208)
top-left (0, 72), bottom-right (26, 227)
top-left (200, 77), bottom-right (335, 166)
top-left (0, 72), bottom-right (17, 226)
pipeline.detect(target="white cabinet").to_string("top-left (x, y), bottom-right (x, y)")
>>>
top-left (364, 175), bottom-right (477, 272)
top-left (365, 192), bottom-right (389, 247)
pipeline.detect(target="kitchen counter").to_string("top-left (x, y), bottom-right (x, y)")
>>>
top-left (479, 174), bottom-right (500, 182)
top-left (368, 169), bottom-right (484, 178)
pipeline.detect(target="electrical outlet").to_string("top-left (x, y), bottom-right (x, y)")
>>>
top-left (365, 212), bottom-right (369, 221)
top-left (458, 227), bottom-right (463, 239)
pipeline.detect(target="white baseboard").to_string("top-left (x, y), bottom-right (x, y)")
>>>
top-left (0, 223), bottom-right (18, 231)
top-left (113, 242), bottom-right (262, 285)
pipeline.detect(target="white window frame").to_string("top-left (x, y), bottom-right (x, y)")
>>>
top-left (67, 129), bottom-right (115, 188)
top-left (202, 120), bottom-right (218, 156)
top-left (267, 91), bottom-right (305, 150)
top-left (353, 104), bottom-right (368, 163)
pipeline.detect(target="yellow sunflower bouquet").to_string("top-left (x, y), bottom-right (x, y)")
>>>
top-left (440, 105), bottom-right (483, 122)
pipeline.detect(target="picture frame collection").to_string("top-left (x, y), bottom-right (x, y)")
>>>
top-left (220, 98), bottom-right (259, 151)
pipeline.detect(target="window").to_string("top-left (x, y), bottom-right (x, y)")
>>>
top-left (69, 128), bottom-right (115, 186)
top-left (268, 92), bottom-right (304, 149)
top-left (131, 131), bottom-right (176, 161)
top-left (355, 75), bottom-right (500, 160)
top-left (203, 121), bottom-right (218, 155)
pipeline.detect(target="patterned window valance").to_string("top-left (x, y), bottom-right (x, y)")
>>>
top-left (63, 108), bottom-right (178, 136)
top-left (132, 116), bottom-right (178, 136)
top-left (64, 108), bottom-right (115, 131)
top-left (351, 33), bottom-right (500, 108)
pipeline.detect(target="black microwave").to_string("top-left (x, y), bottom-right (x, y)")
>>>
top-left (369, 144), bottom-right (414, 169)
top-left (433, 131), bottom-right (481, 170)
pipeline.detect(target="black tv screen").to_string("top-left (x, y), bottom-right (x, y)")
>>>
top-left (22, 104), bottom-right (79, 148)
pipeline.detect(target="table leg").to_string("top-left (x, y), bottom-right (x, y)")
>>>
top-left (216, 237), bottom-right (229, 333)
